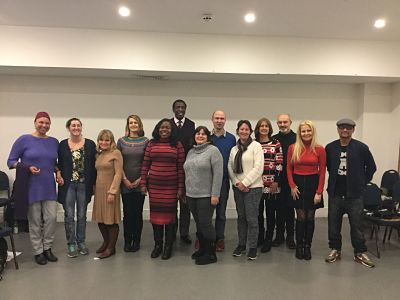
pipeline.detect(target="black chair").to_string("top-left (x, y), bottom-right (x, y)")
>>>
top-left (380, 169), bottom-right (400, 196)
top-left (0, 171), bottom-right (19, 269)
top-left (363, 182), bottom-right (400, 258)
top-left (387, 180), bottom-right (400, 241)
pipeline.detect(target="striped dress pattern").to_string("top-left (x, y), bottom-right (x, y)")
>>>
top-left (140, 139), bottom-right (185, 225)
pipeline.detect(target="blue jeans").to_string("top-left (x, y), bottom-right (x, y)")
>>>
top-left (233, 187), bottom-right (263, 249)
top-left (328, 195), bottom-right (367, 254)
top-left (63, 182), bottom-right (88, 245)
top-left (215, 177), bottom-right (230, 240)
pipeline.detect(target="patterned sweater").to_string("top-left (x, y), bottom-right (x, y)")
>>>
top-left (260, 138), bottom-right (283, 193)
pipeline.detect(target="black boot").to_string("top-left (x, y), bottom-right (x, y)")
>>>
top-left (151, 224), bottom-right (164, 258)
top-left (162, 243), bottom-right (173, 260)
top-left (295, 220), bottom-right (305, 260)
top-left (162, 224), bottom-right (174, 260)
top-left (195, 239), bottom-right (217, 265)
top-left (192, 232), bottom-right (205, 260)
top-left (303, 220), bottom-right (315, 261)
top-left (261, 239), bottom-right (272, 253)
top-left (151, 242), bottom-right (163, 258)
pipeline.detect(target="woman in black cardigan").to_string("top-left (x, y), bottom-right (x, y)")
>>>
top-left (56, 118), bottom-right (96, 258)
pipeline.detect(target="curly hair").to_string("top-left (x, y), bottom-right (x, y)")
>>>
top-left (151, 118), bottom-right (178, 147)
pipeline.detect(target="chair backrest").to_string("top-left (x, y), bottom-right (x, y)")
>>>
top-left (380, 169), bottom-right (400, 196)
top-left (0, 171), bottom-right (10, 191)
top-left (363, 182), bottom-right (382, 210)
top-left (392, 180), bottom-right (400, 203)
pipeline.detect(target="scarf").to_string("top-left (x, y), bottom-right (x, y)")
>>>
top-left (233, 137), bottom-right (253, 174)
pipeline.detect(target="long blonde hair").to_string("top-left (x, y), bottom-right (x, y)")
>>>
top-left (291, 120), bottom-right (318, 163)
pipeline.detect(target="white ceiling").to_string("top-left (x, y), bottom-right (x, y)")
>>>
top-left (1, 0), bottom-right (400, 41)
top-left (1, 0), bottom-right (400, 83)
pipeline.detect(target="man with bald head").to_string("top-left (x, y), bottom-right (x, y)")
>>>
top-left (272, 113), bottom-right (296, 249)
top-left (210, 110), bottom-right (236, 251)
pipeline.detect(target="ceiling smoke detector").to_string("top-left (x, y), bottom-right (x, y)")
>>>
top-left (202, 14), bottom-right (213, 22)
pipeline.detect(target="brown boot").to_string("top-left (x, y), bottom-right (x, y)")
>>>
top-left (98, 225), bottom-right (119, 259)
top-left (96, 223), bottom-right (109, 254)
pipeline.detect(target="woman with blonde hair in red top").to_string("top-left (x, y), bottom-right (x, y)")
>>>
top-left (287, 120), bottom-right (326, 261)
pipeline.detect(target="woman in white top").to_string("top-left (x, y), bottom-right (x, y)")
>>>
top-left (228, 120), bottom-right (264, 260)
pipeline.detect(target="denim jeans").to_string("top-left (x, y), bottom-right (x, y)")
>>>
top-left (63, 182), bottom-right (88, 245)
top-left (328, 195), bottom-right (367, 254)
top-left (215, 177), bottom-right (230, 240)
top-left (233, 187), bottom-right (263, 249)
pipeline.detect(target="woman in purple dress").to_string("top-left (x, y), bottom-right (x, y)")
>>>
top-left (7, 112), bottom-right (60, 265)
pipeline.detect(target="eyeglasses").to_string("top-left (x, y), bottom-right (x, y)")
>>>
top-left (338, 125), bottom-right (354, 130)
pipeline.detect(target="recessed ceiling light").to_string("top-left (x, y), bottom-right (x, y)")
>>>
top-left (374, 18), bottom-right (386, 28)
top-left (244, 13), bottom-right (256, 23)
top-left (118, 6), bottom-right (131, 17)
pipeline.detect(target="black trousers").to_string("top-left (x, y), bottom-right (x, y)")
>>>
top-left (122, 192), bottom-right (145, 244)
top-left (187, 197), bottom-right (216, 241)
top-left (174, 198), bottom-right (191, 237)
top-left (277, 183), bottom-right (295, 238)
top-left (258, 193), bottom-right (283, 241)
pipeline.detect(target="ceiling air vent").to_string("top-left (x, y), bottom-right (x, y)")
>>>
top-left (134, 74), bottom-right (168, 80)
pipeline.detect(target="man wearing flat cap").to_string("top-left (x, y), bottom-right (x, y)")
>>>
top-left (325, 118), bottom-right (377, 268)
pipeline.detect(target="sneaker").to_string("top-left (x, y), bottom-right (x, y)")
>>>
top-left (232, 245), bottom-right (246, 257)
top-left (216, 239), bottom-right (225, 252)
top-left (354, 253), bottom-right (375, 268)
top-left (78, 242), bottom-right (89, 255)
top-left (247, 248), bottom-right (258, 260)
top-left (67, 244), bottom-right (78, 258)
top-left (325, 249), bottom-right (341, 263)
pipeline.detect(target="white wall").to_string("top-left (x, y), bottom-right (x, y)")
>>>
top-left (2, 25), bottom-right (400, 77)
top-left (2, 75), bottom-right (398, 219)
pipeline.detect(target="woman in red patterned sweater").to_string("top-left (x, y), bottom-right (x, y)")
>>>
top-left (287, 120), bottom-right (326, 261)
top-left (254, 118), bottom-right (283, 253)
top-left (140, 118), bottom-right (185, 260)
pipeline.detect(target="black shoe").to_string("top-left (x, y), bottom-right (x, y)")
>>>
top-left (261, 240), bottom-right (272, 253)
top-left (35, 253), bottom-right (47, 265)
top-left (43, 249), bottom-right (58, 262)
top-left (162, 244), bottom-right (173, 260)
top-left (303, 245), bottom-right (312, 260)
top-left (295, 245), bottom-right (304, 260)
top-left (124, 242), bottom-right (133, 252)
top-left (195, 240), bottom-right (217, 265)
top-left (180, 235), bottom-right (192, 245)
top-left (151, 243), bottom-right (163, 258)
top-left (131, 242), bottom-right (140, 252)
top-left (272, 237), bottom-right (284, 247)
top-left (286, 237), bottom-right (296, 250)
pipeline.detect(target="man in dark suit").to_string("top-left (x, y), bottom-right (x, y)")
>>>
top-left (171, 99), bottom-right (195, 244)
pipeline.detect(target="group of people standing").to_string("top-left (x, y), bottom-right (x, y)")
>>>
top-left (6, 100), bottom-right (377, 268)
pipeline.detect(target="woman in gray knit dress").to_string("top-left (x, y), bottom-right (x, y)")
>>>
top-left (184, 126), bottom-right (223, 265)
